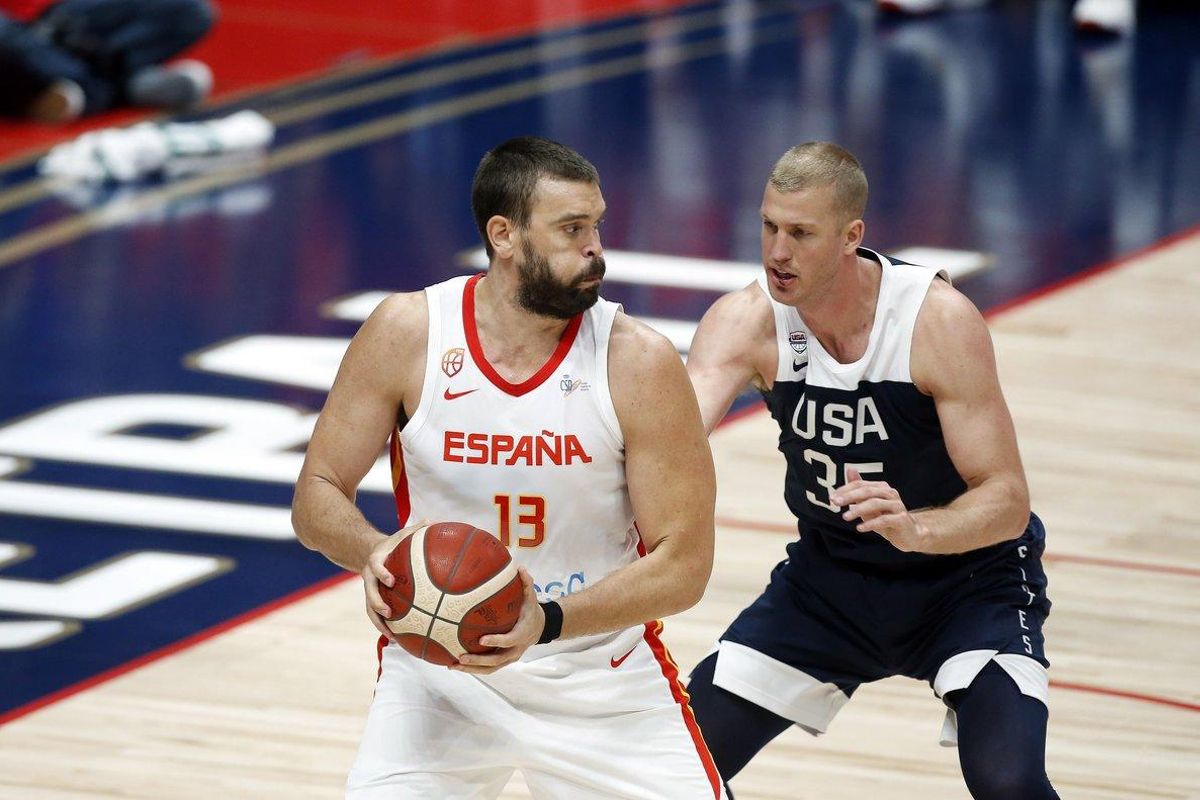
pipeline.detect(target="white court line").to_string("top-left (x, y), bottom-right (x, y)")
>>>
top-left (325, 290), bottom-right (700, 353)
top-left (323, 248), bottom-right (989, 355)
top-left (458, 248), bottom-right (761, 292)
top-left (0, 481), bottom-right (294, 540)
top-left (458, 247), bottom-right (989, 287)
top-left (891, 247), bottom-right (989, 281)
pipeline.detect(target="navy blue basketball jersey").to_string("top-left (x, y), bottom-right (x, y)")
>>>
top-left (759, 248), bottom-right (970, 568)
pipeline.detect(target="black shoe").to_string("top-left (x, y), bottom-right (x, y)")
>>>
top-left (125, 60), bottom-right (212, 110)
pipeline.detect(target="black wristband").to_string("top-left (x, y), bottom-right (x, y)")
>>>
top-left (537, 600), bottom-right (563, 644)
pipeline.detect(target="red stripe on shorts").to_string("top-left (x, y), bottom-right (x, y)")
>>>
top-left (375, 634), bottom-right (388, 682)
top-left (642, 620), bottom-right (723, 799)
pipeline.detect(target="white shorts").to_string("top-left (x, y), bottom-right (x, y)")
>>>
top-left (713, 640), bottom-right (1049, 746)
top-left (347, 623), bottom-right (726, 799)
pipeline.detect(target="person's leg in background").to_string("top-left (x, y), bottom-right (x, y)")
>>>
top-left (0, 10), bottom-right (91, 119)
top-left (36, 0), bottom-right (215, 112)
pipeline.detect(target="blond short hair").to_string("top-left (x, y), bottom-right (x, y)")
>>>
top-left (769, 142), bottom-right (868, 222)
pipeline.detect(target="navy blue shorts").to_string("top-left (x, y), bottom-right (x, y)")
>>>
top-left (710, 514), bottom-right (1052, 735)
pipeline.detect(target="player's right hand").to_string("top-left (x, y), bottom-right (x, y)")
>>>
top-left (362, 519), bottom-right (428, 643)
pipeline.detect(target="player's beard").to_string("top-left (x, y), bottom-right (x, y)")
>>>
top-left (515, 239), bottom-right (605, 319)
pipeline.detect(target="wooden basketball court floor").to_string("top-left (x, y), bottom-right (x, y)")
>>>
top-left (0, 232), bottom-right (1196, 798)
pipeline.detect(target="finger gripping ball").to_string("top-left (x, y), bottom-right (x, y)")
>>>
top-left (379, 522), bottom-right (523, 665)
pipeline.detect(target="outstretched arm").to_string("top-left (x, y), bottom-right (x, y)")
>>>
top-left (685, 283), bottom-right (778, 434)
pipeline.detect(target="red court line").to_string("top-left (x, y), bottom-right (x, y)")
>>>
top-left (983, 221), bottom-right (1200, 320)
top-left (0, 570), bottom-right (355, 727)
top-left (714, 515), bottom-right (1200, 579)
top-left (1050, 682), bottom-right (1200, 713)
top-left (1043, 553), bottom-right (1200, 579)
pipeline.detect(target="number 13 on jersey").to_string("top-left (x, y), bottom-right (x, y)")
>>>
top-left (494, 494), bottom-right (546, 547)
top-left (803, 450), bottom-right (883, 512)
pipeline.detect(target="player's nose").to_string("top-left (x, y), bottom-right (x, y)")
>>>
top-left (767, 233), bottom-right (790, 265)
top-left (583, 228), bottom-right (602, 259)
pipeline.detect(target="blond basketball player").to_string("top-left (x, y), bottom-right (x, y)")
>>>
top-left (683, 142), bottom-right (1057, 798)
top-left (291, 137), bottom-right (726, 799)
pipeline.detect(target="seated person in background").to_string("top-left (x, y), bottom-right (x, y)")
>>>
top-left (0, 0), bottom-right (215, 122)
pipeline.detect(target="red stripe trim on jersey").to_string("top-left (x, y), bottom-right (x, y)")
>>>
top-left (462, 273), bottom-right (584, 397)
top-left (381, 428), bottom-right (408, 685)
top-left (389, 426), bottom-right (411, 526)
top-left (642, 619), bottom-right (724, 799)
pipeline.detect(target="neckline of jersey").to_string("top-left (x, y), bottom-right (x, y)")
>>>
top-left (462, 273), bottom-right (584, 397)
top-left (804, 248), bottom-right (892, 373)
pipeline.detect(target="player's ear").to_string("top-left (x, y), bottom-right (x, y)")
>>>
top-left (487, 215), bottom-right (516, 260)
top-left (844, 218), bottom-right (865, 254)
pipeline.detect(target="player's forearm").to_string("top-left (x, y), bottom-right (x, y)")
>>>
top-left (911, 477), bottom-right (1030, 554)
top-left (554, 534), bottom-right (712, 639)
top-left (291, 476), bottom-right (388, 572)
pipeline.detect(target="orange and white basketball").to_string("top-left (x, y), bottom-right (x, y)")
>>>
top-left (379, 521), bottom-right (524, 665)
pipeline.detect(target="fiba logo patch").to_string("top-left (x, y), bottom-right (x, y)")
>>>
top-left (789, 331), bottom-right (808, 355)
top-left (442, 348), bottom-right (465, 377)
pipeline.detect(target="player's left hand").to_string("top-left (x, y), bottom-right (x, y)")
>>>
top-left (450, 566), bottom-right (543, 675)
top-left (832, 467), bottom-right (929, 553)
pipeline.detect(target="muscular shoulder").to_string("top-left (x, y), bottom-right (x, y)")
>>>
top-left (690, 281), bottom-right (777, 389)
top-left (609, 311), bottom-right (681, 381)
top-left (704, 281), bottom-right (775, 335)
top-left (912, 277), bottom-right (995, 395)
top-left (337, 291), bottom-right (428, 405)
top-left (358, 291), bottom-right (428, 356)
top-left (368, 290), bottom-right (427, 331)
top-left (607, 312), bottom-right (696, 420)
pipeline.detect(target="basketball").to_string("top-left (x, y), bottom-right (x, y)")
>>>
top-left (378, 521), bottom-right (524, 665)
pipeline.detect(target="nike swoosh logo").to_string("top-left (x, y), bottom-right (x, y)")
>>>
top-left (792, 360), bottom-right (805, 372)
top-left (610, 644), bottom-right (637, 668)
top-left (443, 388), bottom-right (478, 400)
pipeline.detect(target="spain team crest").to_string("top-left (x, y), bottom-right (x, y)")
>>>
top-left (442, 347), bottom-right (465, 377)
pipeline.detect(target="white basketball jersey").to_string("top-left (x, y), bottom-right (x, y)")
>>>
top-left (390, 274), bottom-right (637, 657)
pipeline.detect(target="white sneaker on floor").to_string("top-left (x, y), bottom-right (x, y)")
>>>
top-left (1073, 0), bottom-right (1135, 35)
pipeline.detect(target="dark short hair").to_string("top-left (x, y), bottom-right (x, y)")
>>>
top-left (471, 137), bottom-right (600, 257)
